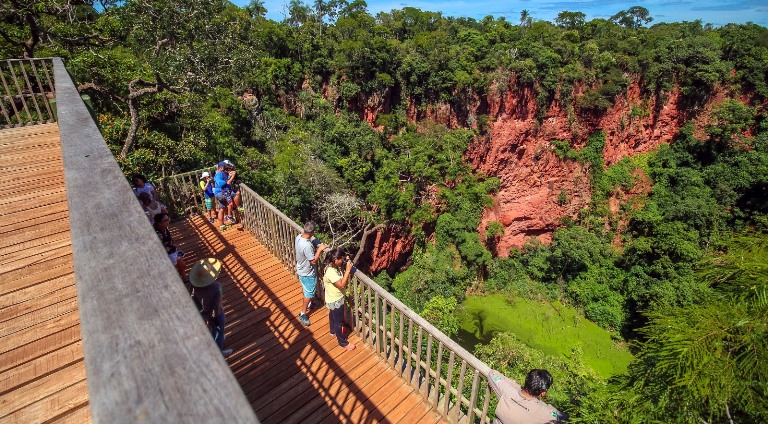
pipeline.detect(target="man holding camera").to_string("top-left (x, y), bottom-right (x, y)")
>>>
top-left (488, 369), bottom-right (568, 423)
top-left (295, 221), bottom-right (328, 326)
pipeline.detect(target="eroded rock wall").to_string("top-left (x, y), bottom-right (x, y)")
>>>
top-left (343, 78), bottom-right (734, 262)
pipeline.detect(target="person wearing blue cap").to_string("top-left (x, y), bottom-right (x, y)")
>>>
top-left (214, 161), bottom-right (237, 229)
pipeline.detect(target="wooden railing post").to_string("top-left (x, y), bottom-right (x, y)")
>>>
top-left (194, 180), bottom-right (500, 423)
top-left (1, 58), bottom-right (56, 128)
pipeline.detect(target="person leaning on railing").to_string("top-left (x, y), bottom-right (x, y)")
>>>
top-left (294, 221), bottom-right (328, 326)
top-left (321, 248), bottom-right (356, 351)
top-left (199, 171), bottom-right (216, 223)
top-left (132, 173), bottom-right (157, 202)
top-left (488, 369), bottom-right (569, 424)
top-left (214, 160), bottom-right (240, 229)
top-left (138, 192), bottom-right (168, 223)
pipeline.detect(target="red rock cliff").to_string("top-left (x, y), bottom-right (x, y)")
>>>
top-left (466, 81), bottom-right (692, 256)
top-left (348, 78), bottom-right (736, 262)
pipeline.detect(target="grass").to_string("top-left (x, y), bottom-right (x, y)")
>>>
top-left (457, 294), bottom-right (632, 378)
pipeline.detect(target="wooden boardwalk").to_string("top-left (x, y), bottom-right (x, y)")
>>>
top-left (171, 215), bottom-right (444, 423)
top-left (0, 123), bottom-right (444, 423)
top-left (0, 124), bottom-right (90, 423)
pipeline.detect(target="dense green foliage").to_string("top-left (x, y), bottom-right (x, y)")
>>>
top-left (5, 2), bottom-right (768, 421)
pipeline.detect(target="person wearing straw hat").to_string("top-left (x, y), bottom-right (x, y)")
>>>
top-left (189, 258), bottom-right (233, 357)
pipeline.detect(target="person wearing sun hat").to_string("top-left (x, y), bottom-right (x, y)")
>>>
top-left (189, 258), bottom-right (233, 357)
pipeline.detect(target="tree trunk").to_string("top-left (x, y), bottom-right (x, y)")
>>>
top-left (120, 96), bottom-right (141, 159)
top-left (23, 13), bottom-right (41, 58)
top-left (119, 78), bottom-right (165, 159)
top-left (353, 223), bottom-right (385, 264)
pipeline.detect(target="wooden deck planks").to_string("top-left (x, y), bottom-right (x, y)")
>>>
top-left (0, 124), bottom-right (90, 422)
top-left (172, 215), bottom-right (444, 423)
top-left (0, 123), bottom-right (443, 423)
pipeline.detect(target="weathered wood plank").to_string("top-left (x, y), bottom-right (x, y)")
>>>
top-left (0, 279), bottom-right (76, 322)
top-left (388, 397), bottom-right (433, 423)
top-left (0, 186), bottom-right (66, 207)
top-left (55, 403), bottom-right (91, 424)
top-left (53, 57), bottom-right (257, 423)
top-left (0, 204), bottom-right (68, 234)
top-left (0, 225), bottom-right (70, 257)
top-left (0, 340), bottom-right (83, 394)
top-left (0, 238), bottom-right (72, 273)
top-left (0, 310), bottom-right (80, 358)
top-left (0, 255), bottom-right (73, 296)
top-left (0, 360), bottom-right (86, 417)
top-left (0, 217), bottom-right (70, 247)
top-left (0, 194), bottom-right (67, 218)
top-left (0, 324), bottom-right (81, 373)
top-left (0, 294), bottom-right (78, 337)
top-left (278, 348), bottom-right (373, 424)
top-left (0, 174), bottom-right (65, 193)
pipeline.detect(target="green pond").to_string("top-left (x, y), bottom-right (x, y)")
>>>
top-left (457, 294), bottom-right (632, 378)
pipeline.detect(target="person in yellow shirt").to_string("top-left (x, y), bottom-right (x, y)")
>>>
top-left (321, 248), bottom-right (356, 351)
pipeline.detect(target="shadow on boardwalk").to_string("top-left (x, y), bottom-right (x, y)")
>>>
top-left (171, 215), bottom-right (439, 424)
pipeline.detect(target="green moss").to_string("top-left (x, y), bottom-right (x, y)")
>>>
top-left (458, 294), bottom-right (632, 378)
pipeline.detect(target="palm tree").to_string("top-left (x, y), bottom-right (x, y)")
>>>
top-left (611, 234), bottom-right (768, 423)
top-left (519, 9), bottom-right (531, 27)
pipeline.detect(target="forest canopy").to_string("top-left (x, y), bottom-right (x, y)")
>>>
top-left (3, 1), bottom-right (767, 422)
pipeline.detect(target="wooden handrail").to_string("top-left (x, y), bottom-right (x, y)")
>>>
top-left (0, 58), bottom-right (56, 128)
top-left (234, 183), bottom-right (496, 423)
top-left (52, 58), bottom-right (258, 423)
top-left (155, 167), bottom-right (216, 218)
top-left (159, 170), bottom-right (498, 422)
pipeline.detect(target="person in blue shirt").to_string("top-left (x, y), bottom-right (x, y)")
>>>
top-left (214, 161), bottom-right (237, 229)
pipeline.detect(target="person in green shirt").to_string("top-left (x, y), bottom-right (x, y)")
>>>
top-left (321, 248), bottom-right (356, 351)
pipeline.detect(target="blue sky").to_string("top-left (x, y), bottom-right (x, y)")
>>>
top-left (234, 0), bottom-right (768, 27)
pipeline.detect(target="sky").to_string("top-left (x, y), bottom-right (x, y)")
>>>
top-left (234, 0), bottom-right (768, 27)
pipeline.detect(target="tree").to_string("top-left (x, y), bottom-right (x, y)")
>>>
top-left (555, 11), bottom-right (585, 31)
top-left (316, 192), bottom-right (368, 251)
top-left (705, 99), bottom-right (756, 146)
top-left (610, 6), bottom-right (653, 29)
top-left (115, 0), bottom-right (252, 158)
top-left (0, 0), bottom-right (113, 58)
top-left (519, 9), bottom-right (531, 27)
top-left (246, 0), bottom-right (267, 19)
top-left (421, 296), bottom-right (461, 337)
top-left (599, 235), bottom-right (768, 423)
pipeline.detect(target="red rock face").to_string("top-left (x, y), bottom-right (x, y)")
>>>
top-left (357, 224), bottom-right (416, 275)
top-left (342, 79), bottom-right (742, 261)
top-left (468, 81), bottom-right (716, 256)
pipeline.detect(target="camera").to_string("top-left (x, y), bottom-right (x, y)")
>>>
top-left (342, 258), bottom-right (357, 274)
